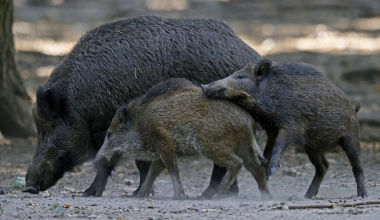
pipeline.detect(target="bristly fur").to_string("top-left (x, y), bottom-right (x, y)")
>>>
top-left (25, 15), bottom-right (261, 195)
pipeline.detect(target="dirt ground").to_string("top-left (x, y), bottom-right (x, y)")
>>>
top-left (1, 138), bottom-right (380, 219)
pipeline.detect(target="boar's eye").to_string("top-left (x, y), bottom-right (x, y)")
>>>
top-left (237, 73), bottom-right (246, 79)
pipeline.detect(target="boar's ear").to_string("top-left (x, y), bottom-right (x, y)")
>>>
top-left (244, 63), bottom-right (256, 74)
top-left (254, 60), bottom-right (272, 77)
top-left (116, 106), bottom-right (129, 126)
top-left (36, 86), bottom-right (61, 118)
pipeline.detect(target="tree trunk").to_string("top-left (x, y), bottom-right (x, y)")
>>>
top-left (0, 0), bottom-right (36, 137)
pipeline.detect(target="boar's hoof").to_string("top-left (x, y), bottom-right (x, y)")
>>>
top-left (82, 184), bottom-right (104, 197)
top-left (22, 186), bottom-right (39, 194)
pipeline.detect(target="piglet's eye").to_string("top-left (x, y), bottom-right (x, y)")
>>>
top-left (42, 131), bottom-right (47, 138)
top-left (107, 131), bottom-right (113, 139)
top-left (237, 73), bottom-right (246, 79)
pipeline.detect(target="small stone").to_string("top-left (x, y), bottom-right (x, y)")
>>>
top-left (0, 188), bottom-right (6, 195)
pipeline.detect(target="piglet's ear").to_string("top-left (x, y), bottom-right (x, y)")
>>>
top-left (116, 106), bottom-right (129, 125)
top-left (36, 86), bottom-right (61, 118)
top-left (255, 60), bottom-right (271, 77)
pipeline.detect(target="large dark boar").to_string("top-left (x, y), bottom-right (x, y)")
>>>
top-left (202, 60), bottom-right (368, 199)
top-left (23, 16), bottom-right (261, 198)
top-left (85, 78), bottom-right (270, 200)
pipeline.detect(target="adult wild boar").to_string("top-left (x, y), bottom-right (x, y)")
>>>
top-left (23, 16), bottom-right (261, 198)
top-left (202, 60), bottom-right (367, 199)
top-left (85, 78), bottom-right (270, 199)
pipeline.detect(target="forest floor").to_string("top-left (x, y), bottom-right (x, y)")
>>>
top-left (1, 137), bottom-right (380, 219)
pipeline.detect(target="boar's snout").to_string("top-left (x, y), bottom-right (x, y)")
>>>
top-left (23, 166), bottom-right (41, 194)
top-left (23, 161), bottom-right (63, 194)
top-left (201, 83), bottom-right (227, 99)
top-left (23, 186), bottom-right (40, 194)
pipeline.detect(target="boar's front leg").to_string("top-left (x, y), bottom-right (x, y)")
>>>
top-left (83, 157), bottom-right (114, 197)
top-left (133, 160), bottom-right (154, 196)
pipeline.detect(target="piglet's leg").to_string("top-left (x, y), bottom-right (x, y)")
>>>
top-left (133, 161), bottom-right (153, 197)
top-left (263, 130), bottom-right (279, 177)
top-left (341, 136), bottom-right (367, 198)
top-left (304, 151), bottom-right (328, 199)
top-left (83, 157), bottom-right (114, 197)
top-left (137, 159), bottom-right (165, 198)
top-left (160, 152), bottom-right (185, 200)
top-left (268, 130), bottom-right (289, 176)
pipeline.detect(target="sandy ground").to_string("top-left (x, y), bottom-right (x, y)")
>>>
top-left (0, 137), bottom-right (380, 219)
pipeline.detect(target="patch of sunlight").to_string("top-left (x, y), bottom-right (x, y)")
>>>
top-left (15, 38), bottom-right (75, 56)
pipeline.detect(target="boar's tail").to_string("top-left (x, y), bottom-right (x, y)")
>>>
top-left (354, 103), bottom-right (361, 114)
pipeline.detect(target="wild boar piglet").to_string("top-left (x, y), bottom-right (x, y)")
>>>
top-left (202, 60), bottom-right (367, 199)
top-left (85, 78), bottom-right (270, 200)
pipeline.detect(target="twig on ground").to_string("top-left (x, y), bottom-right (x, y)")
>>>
top-left (287, 204), bottom-right (336, 209)
top-left (284, 200), bottom-right (380, 210)
top-left (341, 200), bottom-right (380, 207)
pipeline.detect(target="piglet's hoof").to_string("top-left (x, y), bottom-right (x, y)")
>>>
top-left (134, 188), bottom-right (155, 197)
top-left (269, 167), bottom-right (277, 176)
top-left (268, 161), bottom-right (282, 176)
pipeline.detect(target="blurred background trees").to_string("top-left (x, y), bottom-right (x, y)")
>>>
top-left (0, 0), bottom-right (36, 138)
top-left (1, 0), bottom-right (380, 141)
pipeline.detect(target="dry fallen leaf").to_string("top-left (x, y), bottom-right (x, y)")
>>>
top-left (63, 204), bottom-right (71, 208)
top-left (30, 200), bottom-right (40, 206)
top-left (64, 186), bottom-right (78, 193)
top-left (201, 209), bottom-right (217, 213)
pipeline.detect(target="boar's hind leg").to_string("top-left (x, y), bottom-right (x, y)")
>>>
top-left (201, 164), bottom-right (239, 199)
top-left (341, 137), bottom-right (368, 198)
top-left (133, 160), bottom-right (153, 197)
top-left (304, 151), bottom-right (328, 199)
top-left (137, 159), bottom-right (165, 198)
